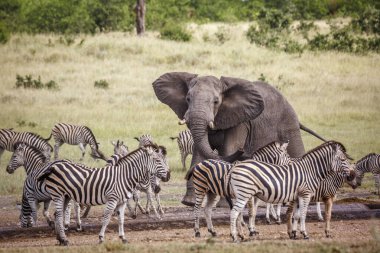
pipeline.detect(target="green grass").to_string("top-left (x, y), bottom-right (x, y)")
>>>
top-left (0, 21), bottom-right (379, 196)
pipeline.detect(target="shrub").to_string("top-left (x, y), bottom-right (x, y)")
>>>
top-left (352, 8), bottom-right (380, 35)
top-left (94, 80), bottom-right (109, 89)
top-left (0, 21), bottom-right (9, 44)
top-left (214, 26), bottom-right (231, 44)
top-left (159, 23), bottom-right (192, 42)
top-left (283, 39), bottom-right (304, 54)
top-left (15, 74), bottom-right (59, 90)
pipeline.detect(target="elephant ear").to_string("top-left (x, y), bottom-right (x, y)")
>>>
top-left (152, 72), bottom-right (198, 119)
top-left (215, 76), bottom-right (264, 129)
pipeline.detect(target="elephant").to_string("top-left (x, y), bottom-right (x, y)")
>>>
top-left (152, 72), bottom-right (326, 206)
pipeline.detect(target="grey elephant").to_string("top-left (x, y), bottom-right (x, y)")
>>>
top-left (153, 72), bottom-right (325, 206)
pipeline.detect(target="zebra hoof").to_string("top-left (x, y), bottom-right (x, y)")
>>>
top-left (48, 221), bottom-right (55, 228)
top-left (131, 214), bottom-right (137, 219)
top-left (301, 232), bottom-right (309, 240)
top-left (64, 225), bottom-right (69, 231)
top-left (266, 220), bottom-right (271, 224)
top-left (195, 231), bottom-right (201, 237)
top-left (208, 229), bottom-right (217, 237)
top-left (238, 234), bottom-right (245, 241)
top-left (76, 225), bottom-right (82, 232)
top-left (276, 219), bottom-right (281, 225)
top-left (289, 231), bottom-right (297, 239)
top-left (231, 235), bottom-right (239, 243)
top-left (122, 239), bottom-right (128, 244)
top-left (249, 231), bottom-right (259, 237)
top-left (59, 239), bottom-right (69, 246)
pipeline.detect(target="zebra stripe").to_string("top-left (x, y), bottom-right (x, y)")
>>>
top-left (0, 128), bottom-right (52, 160)
top-left (170, 130), bottom-right (193, 170)
top-left (355, 153), bottom-right (380, 195)
top-left (51, 123), bottom-right (106, 161)
top-left (228, 141), bottom-right (353, 242)
top-left (37, 144), bottom-right (169, 245)
top-left (190, 141), bottom-right (290, 237)
top-left (134, 134), bottom-right (154, 147)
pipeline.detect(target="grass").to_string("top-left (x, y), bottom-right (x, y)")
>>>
top-left (0, 21), bottom-right (379, 198)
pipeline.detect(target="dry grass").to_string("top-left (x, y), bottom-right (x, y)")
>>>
top-left (0, 21), bottom-right (379, 196)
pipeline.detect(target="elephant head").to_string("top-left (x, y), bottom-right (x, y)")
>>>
top-left (153, 72), bottom-right (264, 160)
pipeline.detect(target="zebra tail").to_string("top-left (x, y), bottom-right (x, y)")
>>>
top-left (185, 167), bottom-right (194, 180)
top-left (169, 137), bottom-right (178, 141)
top-left (299, 123), bottom-right (327, 142)
top-left (44, 133), bottom-right (52, 141)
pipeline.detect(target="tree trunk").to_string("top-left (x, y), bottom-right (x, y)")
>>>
top-left (135, 0), bottom-right (145, 35)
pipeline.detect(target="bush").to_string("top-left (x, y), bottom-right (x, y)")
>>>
top-left (159, 23), bottom-right (192, 42)
top-left (0, 21), bottom-right (10, 44)
top-left (15, 75), bottom-right (59, 90)
top-left (214, 26), bottom-right (231, 44)
top-left (352, 8), bottom-right (380, 35)
top-left (246, 25), bottom-right (280, 49)
top-left (94, 80), bottom-right (109, 89)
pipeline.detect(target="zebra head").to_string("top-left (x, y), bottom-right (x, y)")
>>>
top-left (144, 144), bottom-right (170, 182)
top-left (111, 140), bottom-right (129, 156)
top-left (135, 134), bottom-right (154, 148)
top-left (330, 142), bottom-right (353, 177)
top-left (345, 165), bottom-right (358, 189)
top-left (6, 142), bottom-right (27, 174)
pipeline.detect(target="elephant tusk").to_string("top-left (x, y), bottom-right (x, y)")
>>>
top-left (208, 121), bottom-right (215, 129)
top-left (178, 119), bottom-right (186, 125)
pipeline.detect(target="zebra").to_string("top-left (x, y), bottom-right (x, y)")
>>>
top-left (188, 141), bottom-right (291, 237)
top-left (51, 123), bottom-right (106, 161)
top-left (111, 140), bottom-right (129, 157)
top-left (355, 153), bottom-right (380, 196)
top-left (0, 128), bottom-right (52, 161)
top-left (37, 144), bottom-right (170, 245)
top-left (134, 134), bottom-right (153, 147)
top-left (170, 130), bottom-right (193, 170)
top-left (228, 141), bottom-right (353, 242)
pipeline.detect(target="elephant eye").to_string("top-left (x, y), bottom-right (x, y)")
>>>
top-left (186, 96), bottom-right (190, 103)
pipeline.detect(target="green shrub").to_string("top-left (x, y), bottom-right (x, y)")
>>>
top-left (214, 26), bottom-right (231, 44)
top-left (283, 39), bottom-right (304, 54)
top-left (159, 23), bottom-right (192, 42)
top-left (94, 80), bottom-right (109, 89)
top-left (246, 25), bottom-right (280, 49)
top-left (15, 74), bottom-right (59, 90)
top-left (0, 21), bottom-right (9, 44)
top-left (257, 8), bottom-right (292, 30)
top-left (352, 8), bottom-right (380, 35)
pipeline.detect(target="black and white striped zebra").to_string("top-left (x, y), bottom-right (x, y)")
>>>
top-left (51, 123), bottom-right (106, 161)
top-left (188, 141), bottom-right (291, 237)
top-left (0, 128), bottom-right (52, 161)
top-left (134, 134), bottom-right (153, 147)
top-left (170, 130), bottom-right (193, 170)
top-left (6, 142), bottom-right (53, 227)
top-left (37, 144), bottom-right (170, 245)
top-left (355, 153), bottom-right (380, 195)
top-left (111, 140), bottom-right (129, 157)
top-left (228, 141), bottom-right (353, 242)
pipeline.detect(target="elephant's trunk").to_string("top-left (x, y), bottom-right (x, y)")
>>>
top-left (188, 115), bottom-right (219, 161)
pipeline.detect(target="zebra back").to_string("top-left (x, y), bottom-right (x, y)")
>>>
top-left (176, 130), bottom-right (193, 156)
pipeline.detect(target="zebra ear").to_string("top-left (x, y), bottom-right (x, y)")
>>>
top-left (134, 137), bottom-right (140, 142)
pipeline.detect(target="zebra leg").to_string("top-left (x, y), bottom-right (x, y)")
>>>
top-left (324, 198), bottom-right (333, 238)
top-left (374, 174), bottom-right (380, 196)
top-left (27, 196), bottom-right (38, 226)
top-left (275, 204), bottom-right (282, 224)
top-left (81, 205), bottom-right (91, 218)
top-left (99, 199), bottom-right (118, 244)
top-left (286, 201), bottom-right (296, 239)
top-left (53, 197), bottom-right (69, 246)
top-left (54, 142), bottom-right (62, 160)
top-left (146, 187), bottom-right (160, 220)
top-left (74, 202), bottom-right (82, 231)
top-left (204, 192), bottom-right (218, 237)
top-left (299, 196), bottom-right (311, 240)
top-left (181, 152), bottom-right (187, 170)
top-left (133, 190), bottom-right (146, 215)
top-left (0, 148), bottom-right (4, 163)
top-left (64, 201), bottom-right (72, 230)
top-left (230, 198), bottom-right (248, 243)
top-left (126, 199), bottom-right (136, 219)
top-left (78, 143), bottom-right (86, 161)
top-left (292, 204), bottom-right (301, 238)
top-left (116, 202), bottom-right (128, 244)
top-left (42, 200), bottom-right (54, 227)
top-left (155, 193), bottom-right (164, 215)
top-left (194, 191), bottom-right (206, 237)
top-left (247, 197), bottom-right (260, 236)
top-left (316, 202), bottom-right (324, 221)
top-left (266, 203), bottom-right (272, 224)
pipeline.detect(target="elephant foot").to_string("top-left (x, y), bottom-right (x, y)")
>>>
top-left (195, 231), bottom-right (201, 237)
top-left (208, 229), bottom-right (217, 237)
top-left (181, 196), bottom-right (195, 207)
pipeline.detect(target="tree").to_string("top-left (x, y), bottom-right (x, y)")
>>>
top-left (135, 0), bottom-right (145, 35)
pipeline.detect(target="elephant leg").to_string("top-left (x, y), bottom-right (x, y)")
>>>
top-left (182, 150), bottom-right (204, 207)
top-left (283, 129), bottom-right (305, 158)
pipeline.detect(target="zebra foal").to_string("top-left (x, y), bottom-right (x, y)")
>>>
top-left (170, 130), bottom-right (193, 170)
top-left (37, 144), bottom-right (170, 245)
top-left (134, 134), bottom-right (154, 147)
top-left (355, 153), bottom-right (380, 196)
top-left (0, 128), bottom-right (52, 161)
top-left (228, 141), bottom-right (354, 242)
top-left (51, 123), bottom-right (106, 161)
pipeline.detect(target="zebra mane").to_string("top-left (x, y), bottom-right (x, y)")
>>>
top-left (83, 126), bottom-right (99, 150)
top-left (356, 153), bottom-right (378, 164)
top-left (302, 140), bottom-right (351, 160)
top-left (13, 142), bottom-right (48, 163)
top-left (113, 143), bottom-right (164, 165)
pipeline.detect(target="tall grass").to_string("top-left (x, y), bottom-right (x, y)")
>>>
top-left (0, 22), bottom-right (379, 195)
